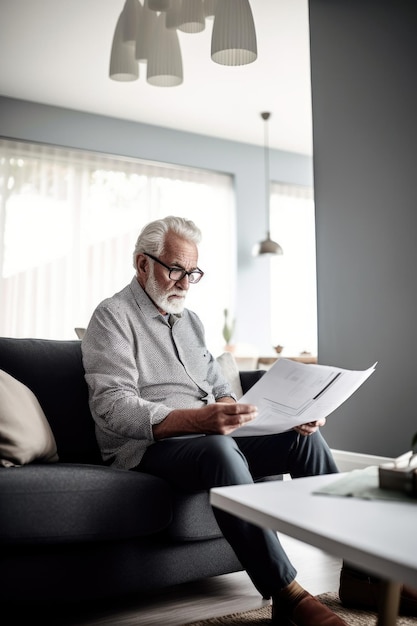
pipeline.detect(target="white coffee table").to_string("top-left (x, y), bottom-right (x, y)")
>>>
top-left (211, 474), bottom-right (417, 626)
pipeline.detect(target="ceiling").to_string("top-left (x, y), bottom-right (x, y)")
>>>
top-left (0, 0), bottom-right (313, 155)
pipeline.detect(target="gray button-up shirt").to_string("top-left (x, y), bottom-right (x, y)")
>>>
top-left (82, 277), bottom-right (235, 469)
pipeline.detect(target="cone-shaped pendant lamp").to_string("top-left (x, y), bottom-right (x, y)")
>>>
top-left (147, 13), bottom-right (183, 86)
top-left (149, 0), bottom-right (171, 10)
top-left (254, 112), bottom-right (283, 256)
top-left (122, 0), bottom-right (141, 45)
top-left (109, 10), bottom-right (139, 81)
top-left (211, 0), bottom-right (257, 66)
top-left (203, 0), bottom-right (217, 19)
top-left (111, 0), bottom-right (258, 84)
top-left (165, 0), bottom-right (182, 29)
top-left (136, 0), bottom-right (158, 62)
top-left (178, 0), bottom-right (206, 34)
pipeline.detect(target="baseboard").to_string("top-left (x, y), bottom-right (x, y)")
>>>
top-left (280, 449), bottom-right (393, 481)
top-left (331, 449), bottom-right (393, 473)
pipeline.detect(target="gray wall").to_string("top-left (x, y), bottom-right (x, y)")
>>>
top-left (309, 0), bottom-right (417, 456)
top-left (0, 96), bottom-right (312, 355)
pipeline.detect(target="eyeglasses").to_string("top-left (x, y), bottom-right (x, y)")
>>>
top-left (144, 253), bottom-right (204, 284)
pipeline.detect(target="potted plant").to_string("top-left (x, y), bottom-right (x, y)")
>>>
top-left (222, 308), bottom-right (235, 351)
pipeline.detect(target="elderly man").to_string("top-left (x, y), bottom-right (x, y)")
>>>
top-left (82, 215), bottom-right (347, 626)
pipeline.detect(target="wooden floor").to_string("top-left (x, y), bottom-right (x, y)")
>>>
top-left (43, 535), bottom-right (342, 626)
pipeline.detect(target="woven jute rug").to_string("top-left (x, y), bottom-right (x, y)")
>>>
top-left (182, 592), bottom-right (417, 625)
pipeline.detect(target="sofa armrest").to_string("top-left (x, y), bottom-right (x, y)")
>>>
top-left (239, 369), bottom-right (265, 395)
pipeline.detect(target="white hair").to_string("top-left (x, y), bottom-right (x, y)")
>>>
top-left (132, 216), bottom-right (202, 269)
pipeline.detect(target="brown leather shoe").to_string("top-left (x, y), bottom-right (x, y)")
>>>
top-left (339, 563), bottom-right (417, 616)
top-left (272, 590), bottom-right (349, 625)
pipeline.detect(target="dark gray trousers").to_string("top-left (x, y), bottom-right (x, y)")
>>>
top-left (138, 431), bottom-right (338, 599)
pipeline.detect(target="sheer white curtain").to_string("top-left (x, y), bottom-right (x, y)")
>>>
top-left (270, 182), bottom-right (317, 357)
top-left (0, 139), bottom-right (235, 355)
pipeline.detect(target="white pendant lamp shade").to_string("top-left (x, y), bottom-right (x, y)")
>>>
top-left (149, 0), bottom-right (172, 10)
top-left (109, 0), bottom-right (258, 85)
top-left (178, 0), bottom-right (206, 34)
top-left (211, 0), bottom-right (257, 66)
top-left (165, 0), bottom-right (182, 29)
top-left (147, 13), bottom-right (183, 86)
top-left (135, 0), bottom-right (158, 62)
top-left (109, 12), bottom-right (139, 81)
top-left (203, 0), bottom-right (217, 19)
top-left (122, 0), bottom-right (141, 45)
top-left (254, 112), bottom-right (283, 257)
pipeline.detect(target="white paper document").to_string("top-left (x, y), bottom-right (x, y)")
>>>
top-left (232, 359), bottom-right (377, 437)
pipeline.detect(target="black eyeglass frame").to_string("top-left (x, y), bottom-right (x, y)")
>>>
top-left (143, 253), bottom-right (204, 284)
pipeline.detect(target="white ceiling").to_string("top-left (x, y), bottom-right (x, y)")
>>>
top-left (0, 0), bottom-right (313, 155)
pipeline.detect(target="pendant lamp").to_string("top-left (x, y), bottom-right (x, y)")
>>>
top-left (211, 0), bottom-right (257, 66)
top-left (147, 12), bottom-right (183, 86)
top-left (122, 0), bottom-right (141, 45)
top-left (165, 0), bottom-right (182, 29)
top-left (149, 0), bottom-right (172, 10)
top-left (109, 9), bottom-right (139, 81)
top-left (110, 0), bottom-right (258, 85)
top-left (136, 0), bottom-right (158, 62)
top-left (178, 0), bottom-right (206, 34)
top-left (203, 0), bottom-right (217, 19)
top-left (254, 112), bottom-right (283, 256)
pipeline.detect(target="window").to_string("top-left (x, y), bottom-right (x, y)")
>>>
top-left (270, 182), bottom-right (317, 357)
top-left (0, 139), bottom-right (235, 354)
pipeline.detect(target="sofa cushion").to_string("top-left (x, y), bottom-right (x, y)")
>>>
top-left (167, 490), bottom-right (222, 542)
top-left (0, 464), bottom-right (173, 544)
top-left (0, 369), bottom-right (59, 467)
top-left (216, 351), bottom-right (243, 399)
top-left (0, 337), bottom-right (102, 464)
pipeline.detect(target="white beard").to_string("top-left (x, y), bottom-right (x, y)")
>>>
top-left (145, 265), bottom-right (187, 314)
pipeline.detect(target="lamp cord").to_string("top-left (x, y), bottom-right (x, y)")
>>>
top-left (262, 112), bottom-right (271, 235)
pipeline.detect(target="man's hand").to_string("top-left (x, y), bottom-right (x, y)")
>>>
top-left (193, 402), bottom-right (258, 435)
top-left (293, 417), bottom-right (326, 436)
top-left (153, 403), bottom-right (258, 439)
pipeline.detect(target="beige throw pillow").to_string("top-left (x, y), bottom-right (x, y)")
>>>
top-left (216, 351), bottom-right (243, 400)
top-left (0, 369), bottom-right (59, 467)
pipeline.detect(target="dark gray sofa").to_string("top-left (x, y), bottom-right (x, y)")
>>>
top-left (0, 337), bottom-right (264, 608)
